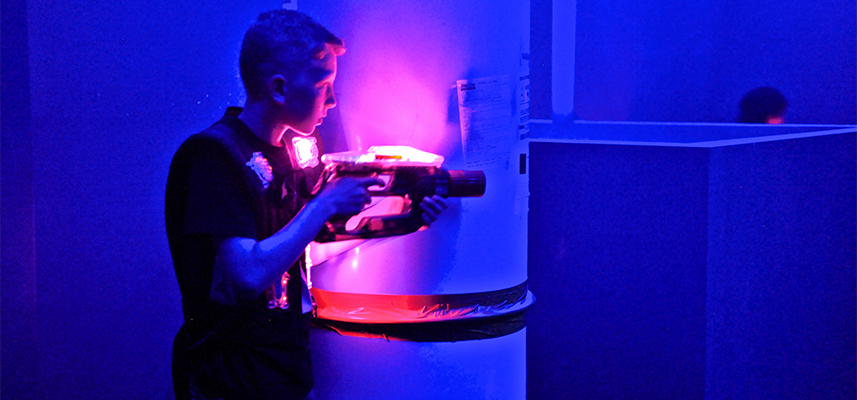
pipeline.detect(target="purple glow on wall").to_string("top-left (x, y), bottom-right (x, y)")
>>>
top-left (324, 4), bottom-right (466, 155)
top-left (303, 1), bottom-right (530, 159)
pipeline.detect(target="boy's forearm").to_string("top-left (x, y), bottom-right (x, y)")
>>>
top-left (212, 198), bottom-right (334, 303)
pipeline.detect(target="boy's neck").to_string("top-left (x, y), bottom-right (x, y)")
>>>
top-left (238, 101), bottom-right (287, 147)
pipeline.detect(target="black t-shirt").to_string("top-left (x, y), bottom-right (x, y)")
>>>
top-left (165, 107), bottom-right (323, 399)
top-left (166, 108), bottom-right (323, 318)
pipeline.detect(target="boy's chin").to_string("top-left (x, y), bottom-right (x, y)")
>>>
top-left (290, 126), bottom-right (316, 136)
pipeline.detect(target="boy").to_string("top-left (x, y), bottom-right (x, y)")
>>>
top-left (165, 10), bottom-right (445, 399)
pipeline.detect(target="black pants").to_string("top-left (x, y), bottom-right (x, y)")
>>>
top-left (172, 310), bottom-right (313, 400)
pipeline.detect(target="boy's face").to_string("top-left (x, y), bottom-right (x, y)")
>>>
top-left (283, 45), bottom-right (338, 135)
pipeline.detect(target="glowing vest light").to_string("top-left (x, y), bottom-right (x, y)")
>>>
top-left (292, 136), bottom-right (320, 169)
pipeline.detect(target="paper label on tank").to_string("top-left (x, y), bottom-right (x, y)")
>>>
top-left (457, 75), bottom-right (514, 169)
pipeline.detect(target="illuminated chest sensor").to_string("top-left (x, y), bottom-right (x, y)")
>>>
top-left (292, 136), bottom-right (320, 169)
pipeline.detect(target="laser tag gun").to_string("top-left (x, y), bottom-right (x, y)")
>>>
top-left (315, 146), bottom-right (485, 242)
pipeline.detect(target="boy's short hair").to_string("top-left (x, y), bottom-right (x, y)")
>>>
top-left (240, 10), bottom-right (344, 100)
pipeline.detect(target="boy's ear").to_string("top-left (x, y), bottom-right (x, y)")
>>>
top-left (267, 74), bottom-right (288, 104)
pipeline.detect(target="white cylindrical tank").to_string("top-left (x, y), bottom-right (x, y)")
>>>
top-left (301, 0), bottom-right (531, 322)
top-left (311, 327), bottom-right (527, 400)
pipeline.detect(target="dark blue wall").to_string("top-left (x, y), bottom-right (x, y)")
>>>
top-left (1, 0), bottom-right (38, 398)
top-left (3, 1), bottom-right (271, 398)
top-left (572, 0), bottom-right (857, 124)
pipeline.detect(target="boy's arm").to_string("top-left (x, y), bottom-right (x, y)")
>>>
top-left (212, 176), bottom-right (383, 303)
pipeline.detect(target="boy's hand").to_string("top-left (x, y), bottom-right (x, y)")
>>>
top-left (420, 195), bottom-right (448, 226)
top-left (316, 177), bottom-right (384, 218)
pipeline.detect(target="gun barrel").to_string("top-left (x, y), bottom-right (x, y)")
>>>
top-left (446, 170), bottom-right (486, 197)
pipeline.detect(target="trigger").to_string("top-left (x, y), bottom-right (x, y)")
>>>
top-left (369, 174), bottom-right (392, 193)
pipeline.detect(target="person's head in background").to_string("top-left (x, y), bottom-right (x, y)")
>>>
top-left (738, 86), bottom-right (788, 124)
